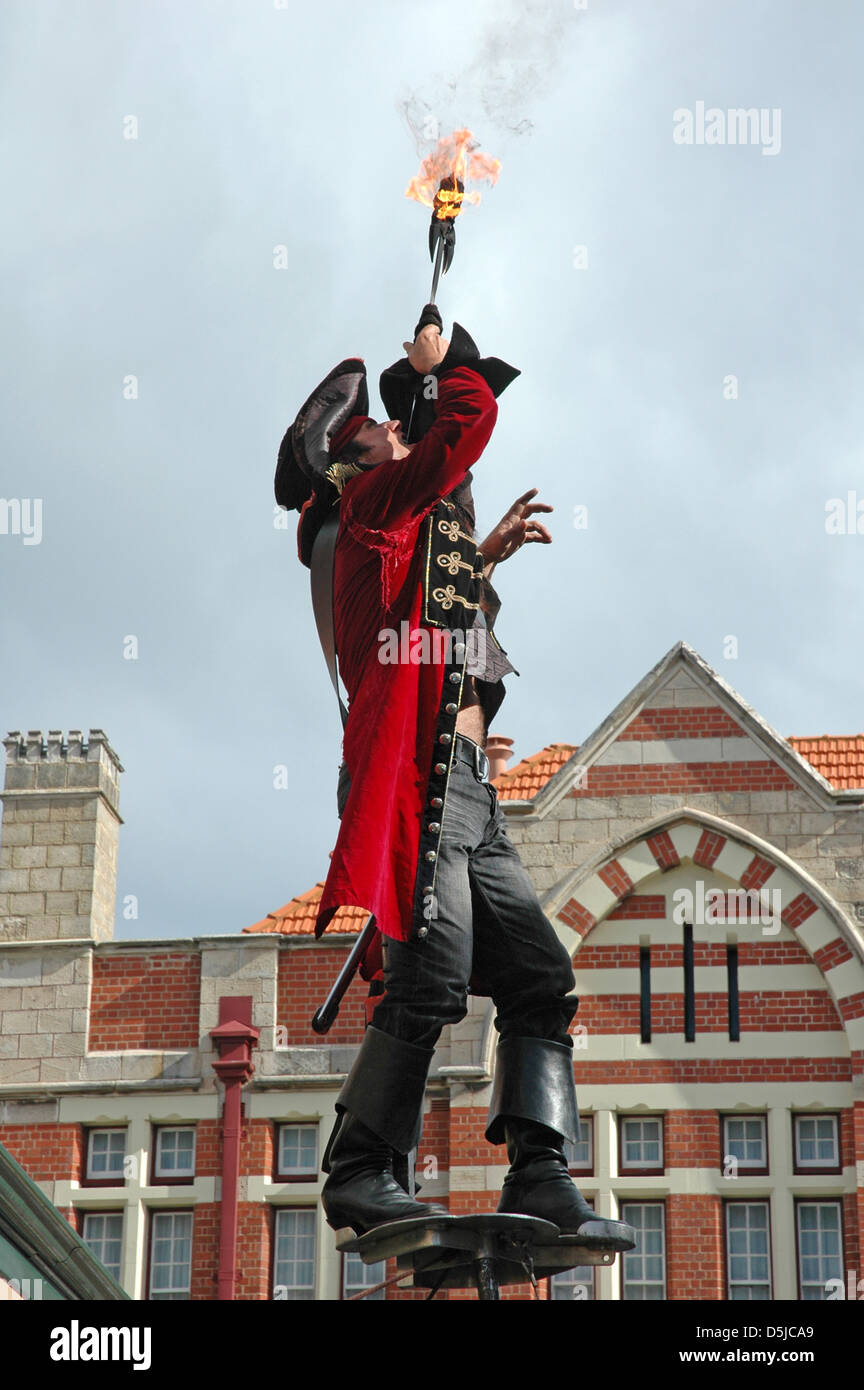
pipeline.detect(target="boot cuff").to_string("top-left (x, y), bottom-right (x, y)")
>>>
top-left (335, 1026), bottom-right (435, 1155)
top-left (485, 1036), bottom-right (580, 1146)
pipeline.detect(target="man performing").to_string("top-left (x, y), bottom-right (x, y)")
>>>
top-left (276, 311), bottom-right (632, 1249)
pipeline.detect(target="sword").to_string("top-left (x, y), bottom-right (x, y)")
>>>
top-left (311, 914), bottom-right (378, 1034)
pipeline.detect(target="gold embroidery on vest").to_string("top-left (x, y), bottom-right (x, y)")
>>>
top-left (437, 517), bottom-right (474, 545)
top-left (432, 584), bottom-right (480, 611)
top-left (436, 550), bottom-right (475, 576)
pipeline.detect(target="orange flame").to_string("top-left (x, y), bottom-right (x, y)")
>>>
top-left (405, 128), bottom-right (501, 220)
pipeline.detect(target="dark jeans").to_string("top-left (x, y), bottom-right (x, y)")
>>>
top-left (371, 736), bottom-right (579, 1051)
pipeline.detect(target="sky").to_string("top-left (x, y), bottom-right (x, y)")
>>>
top-left (1, 0), bottom-right (862, 941)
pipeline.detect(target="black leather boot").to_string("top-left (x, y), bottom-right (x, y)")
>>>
top-left (321, 1025), bottom-right (448, 1236)
top-left (321, 1111), bottom-right (447, 1235)
top-left (486, 1036), bottom-right (634, 1248)
top-left (497, 1119), bottom-right (634, 1247)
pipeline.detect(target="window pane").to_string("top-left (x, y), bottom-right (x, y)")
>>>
top-left (88, 1130), bottom-right (126, 1177)
top-left (342, 1251), bottom-right (385, 1301)
top-left (149, 1212), bottom-right (193, 1300)
top-left (621, 1203), bottom-right (665, 1299)
top-left (795, 1116), bottom-right (838, 1167)
top-left (279, 1126), bottom-right (318, 1175)
top-left (156, 1128), bottom-right (195, 1176)
top-left (797, 1203), bottom-right (842, 1299)
top-left (82, 1212), bottom-right (124, 1282)
top-left (725, 1203), bottom-right (771, 1299)
top-left (274, 1210), bottom-right (316, 1299)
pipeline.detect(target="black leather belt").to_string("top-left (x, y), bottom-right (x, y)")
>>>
top-left (453, 733), bottom-right (490, 782)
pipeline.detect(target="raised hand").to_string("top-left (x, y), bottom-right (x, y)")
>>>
top-left (478, 488), bottom-right (553, 566)
top-left (403, 323), bottom-right (450, 375)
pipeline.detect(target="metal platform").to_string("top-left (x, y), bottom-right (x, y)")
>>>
top-left (336, 1213), bottom-right (635, 1299)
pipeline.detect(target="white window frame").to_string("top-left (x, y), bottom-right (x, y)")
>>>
top-left (273, 1208), bottom-right (316, 1300)
top-left (723, 1115), bottom-right (767, 1170)
top-left (797, 1201), bottom-right (844, 1300)
top-left (620, 1116), bottom-right (664, 1171)
top-left (86, 1128), bottom-right (127, 1181)
top-left (564, 1115), bottom-right (593, 1172)
top-left (81, 1211), bottom-right (124, 1282)
top-left (794, 1115), bottom-right (839, 1170)
top-left (342, 1249), bottom-right (385, 1301)
top-left (551, 1195), bottom-right (595, 1300)
top-left (620, 1203), bottom-right (666, 1299)
top-left (149, 1210), bottom-right (193, 1300)
top-left (277, 1123), bottom-right (318, 1178)
top-left (725, 1201), bottom-right (772, 1299)
top-left (154, 1126), bottom-right (196, 1180)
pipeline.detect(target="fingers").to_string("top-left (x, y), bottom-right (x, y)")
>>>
top-left (524, 522), bottom-right (553, 544)
top-left (511, 488), bottom-right (553, 515)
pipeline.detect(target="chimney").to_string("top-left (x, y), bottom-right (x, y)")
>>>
top-left (0, 729), bottom-right (123, 942)
top-left (486, 734), bottom-right (514, 782)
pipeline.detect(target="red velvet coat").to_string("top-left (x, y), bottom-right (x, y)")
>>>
top-left (315, 366), bottom-right (498, 944)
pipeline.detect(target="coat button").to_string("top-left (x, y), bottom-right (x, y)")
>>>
top-left (438, 733), bottom-right (452, 745)
top-left (430, 797), bottom-right (443, 808)
top-left (425, 850), bottom-right (437, 862)
top-left (417, 926), bottom-right (429, 939)
top-left (445, 702), bottom-right (458, 714)
top-left (434, 762), bottom-right (447, 774)
top-left (427, 822), bottom-right (441, 833)
top-left (449, 672), bottom-right (461, 684)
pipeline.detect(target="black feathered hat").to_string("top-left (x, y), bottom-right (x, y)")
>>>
top-left (275, 357), bottom-right (370, 566)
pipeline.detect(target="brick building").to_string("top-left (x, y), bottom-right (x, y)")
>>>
top-left (1, 640), bottom-right (863, 1300)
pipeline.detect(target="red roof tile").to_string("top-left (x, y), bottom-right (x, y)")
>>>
top-left (492, 743), bottom-right (578, 800)
top-left (244, 881), bottom-right (367, 937)
top-left (788, 735), bottom-right (864, 790)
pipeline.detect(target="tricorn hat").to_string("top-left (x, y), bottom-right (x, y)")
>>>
top-left (275, 357), bottom-right (370, 566)
top-left (379, 320), bottom-right (520, 447)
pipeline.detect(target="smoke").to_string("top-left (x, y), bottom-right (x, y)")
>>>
top-left (399, 0), bottom-right (579, 146)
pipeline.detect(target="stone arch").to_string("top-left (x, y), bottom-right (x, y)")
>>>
top-left (477, 806), bottom-right (864, 1079)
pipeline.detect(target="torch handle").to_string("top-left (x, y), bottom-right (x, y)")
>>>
top-left (428, 235), bottom-right (446, 306)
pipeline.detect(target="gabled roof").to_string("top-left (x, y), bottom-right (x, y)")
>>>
top-left (501, 640), bottom-right (864, 811)
top-left (245, 641), bottom-right (864, 936)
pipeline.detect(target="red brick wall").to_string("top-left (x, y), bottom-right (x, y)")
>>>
top-left (665, 1194), bottom-right (724, 1299)
top-left (89, 952), bottom-right (201, 1050)
top-left (570, 763), bottom-right (795, 796)
top-left (189, 1203), bottom-right (220, 1301)
top-left (575, 1057), bottom-right (852, 1083)
top-left (194, 1119), bottom-right (221, 1178)
top-left (619, 708), bottom-right (744, 740)
top-left (277, 945), bottom-right (367, 1045)
top-left (237, 1203), bottom-right (271, 1300)
top-left (575, 941), bottom-right (814, 968)
top-left (665, 1110), bottom-right (720, 1167)
top-left (572, 990), bottom-right (842, 1033)
top-left (0, 1123), bottom-right (82, 1182)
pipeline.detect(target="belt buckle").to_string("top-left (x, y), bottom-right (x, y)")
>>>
top-left (474, 744), bottom-right (489, 783)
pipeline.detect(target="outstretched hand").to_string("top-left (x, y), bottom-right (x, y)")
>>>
top-left (478, 489), bottom-right (554, 567)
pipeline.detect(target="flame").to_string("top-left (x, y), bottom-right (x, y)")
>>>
top-left (405, 128), bottom-right (501, 220)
